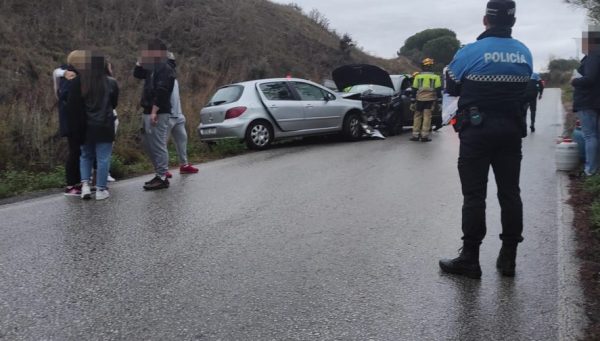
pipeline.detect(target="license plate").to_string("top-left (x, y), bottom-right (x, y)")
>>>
top-left (201, 128), bottom-right (217, 135)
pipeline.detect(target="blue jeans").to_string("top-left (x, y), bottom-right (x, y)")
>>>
top-left (80, 143), bottom-right (113, 189)
top-left (577, 109), bottom-right (600, 175)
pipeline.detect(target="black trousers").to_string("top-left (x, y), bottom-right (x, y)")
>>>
top-left (524, 97), bottom-right (537, 126)
top-left (458, 114), bottom-right (524, 245)
top-left (65, 136), bottom-right (81, 187)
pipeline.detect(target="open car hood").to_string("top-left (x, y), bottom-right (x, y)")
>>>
top-left (332, 64), bottom-right (394, 91)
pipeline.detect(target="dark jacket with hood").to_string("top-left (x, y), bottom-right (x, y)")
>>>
top-left (66, 76), bottom-right (119, 144)
top-left (133, 61), bottom-right (176, 114)
top-left (572, 50), bottom-right (600, 112)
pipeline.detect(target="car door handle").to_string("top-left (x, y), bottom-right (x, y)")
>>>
top-left (305, 104), bottom-right (313, 109)
top-left (269, 104), bottom-right (278, 109)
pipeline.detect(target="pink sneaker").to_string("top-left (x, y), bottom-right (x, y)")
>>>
top-left (180, 164), bottom-right (199, 174)
top-left (165, 171), bottom-right (173, 179)
top-left (63, 185), bottom-right (81, 197)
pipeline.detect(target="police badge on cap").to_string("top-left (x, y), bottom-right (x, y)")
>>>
top-left (486, 0), bottom-right (516, 28)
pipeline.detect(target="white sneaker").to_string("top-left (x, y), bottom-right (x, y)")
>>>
top-left (81, 182), bottom-right (92, 200)
top-left (96, 189), bottom-right (110, 201)
top-left (107, 174), bottom-right (116, 182)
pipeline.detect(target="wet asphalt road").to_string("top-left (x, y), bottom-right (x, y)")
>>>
top-left (1, 90), bottom-right (564, 340)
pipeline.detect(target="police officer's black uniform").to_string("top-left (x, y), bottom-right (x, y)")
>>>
top-left (439, 0), bottom-right (533, 279)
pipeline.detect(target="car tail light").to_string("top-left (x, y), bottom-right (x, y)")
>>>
top-left (225, 106), bottom-right (247, 120)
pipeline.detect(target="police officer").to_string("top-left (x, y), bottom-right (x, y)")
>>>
top-left (439, 0), bottom-right (533, 279)
top-left (523, 72), bottom-right (544, 132)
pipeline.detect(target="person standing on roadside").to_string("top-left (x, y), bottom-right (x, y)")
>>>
top-left (439, 0), bottom-right (533, 279)
top-left (410, 58), bottom-right (442, 142)
top-left (165, 52), bottom-right (198, 176)
top-left (66, 51), bottom-right (119, 200)
top-left (53, 51), bottom-right (82, 196)
top-left (523, 72), bottom-right (544, 132)
top-left (133, 39), bottom-right (176, 191)
top-left (572, 27), bottom-right (600, 177)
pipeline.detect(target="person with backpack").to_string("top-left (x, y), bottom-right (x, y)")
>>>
top-left (66, 51), bottom-right (119, 200)
top-left (53, 50), bottom-right (82, 196)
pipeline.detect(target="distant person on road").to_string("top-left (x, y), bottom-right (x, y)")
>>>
top-left (66, 51), bottom-right (119, 200)
top-left (523, 72), bottom-right (544, 132)
top-left (53, 51), bottom-right (82, 196)
top-left (440, 0), bottom-right (533, 278)
top-left (165, 52), bottom-right (198, 177)
top-left (133, 39), bottom-right (176, 191)
top-left (572, 27), bottom-right (600, 176)
top-left (410, 58), bottom-right (442, 142)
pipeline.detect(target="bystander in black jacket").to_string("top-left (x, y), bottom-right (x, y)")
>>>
top-left (66, 76), bottom-right (119, 144)
top-left (133, 62), bottom-right (176, 114)
top-left (572, 51), bottom-right (600, 112)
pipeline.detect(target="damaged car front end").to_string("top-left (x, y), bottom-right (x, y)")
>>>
top-left (332, 64), bottom-right (411, 138)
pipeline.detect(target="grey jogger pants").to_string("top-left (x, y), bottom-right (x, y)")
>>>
top-left (142, 113), bottom-right (170, 177)
top-left (168, 115), bottom-right (189, 166)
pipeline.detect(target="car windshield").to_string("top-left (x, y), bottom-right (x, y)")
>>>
top-left (346, 84), bottom-right (394, 96)
top-left (207, 85), bottom-right (243, 106)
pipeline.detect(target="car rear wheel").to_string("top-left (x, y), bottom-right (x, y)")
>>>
top-left (343, 111), bottom-right (362, 140)
top-left (245, 120), bottom-right (273, 150)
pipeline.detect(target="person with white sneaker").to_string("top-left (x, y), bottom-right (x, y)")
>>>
top-left (66, 51), bottom-right (119, 200)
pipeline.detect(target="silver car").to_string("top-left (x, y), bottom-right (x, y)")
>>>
top-left (197, 78), bottom-right (364, 150)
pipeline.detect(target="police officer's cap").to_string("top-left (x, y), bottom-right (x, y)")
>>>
top-left (486, 0), bottom-right (516, 28)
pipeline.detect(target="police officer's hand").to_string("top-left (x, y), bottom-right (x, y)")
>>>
top-left (538, 95), bottom-right (542, 100)
top-left (410, 103), bottom-right (416, 112)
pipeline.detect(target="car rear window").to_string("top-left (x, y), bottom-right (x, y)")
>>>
top-left (206, 85), bottom-right (243, 106)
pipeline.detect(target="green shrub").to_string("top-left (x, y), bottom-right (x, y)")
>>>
top-left (584, 175), bottom-right (600, 196)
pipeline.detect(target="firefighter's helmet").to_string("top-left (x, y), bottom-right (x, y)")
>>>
top-left (422, 58), bottom-right (435, 67)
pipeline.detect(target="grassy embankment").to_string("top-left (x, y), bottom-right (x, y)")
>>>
top-left (0, 139), bottom-right (246, 199)
top-left (563, 83), bottom-right (600, 339)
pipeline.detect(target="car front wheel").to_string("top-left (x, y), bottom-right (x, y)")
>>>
top-left (245, 120), bottom-right (273, 150)
top-left (343, 111), bottom-right (362, 140)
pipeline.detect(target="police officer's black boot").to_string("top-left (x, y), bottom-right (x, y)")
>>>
top-left (496, 242), bottom-right (518, 277)
top-left (439, 242), bottom-right (482, 279)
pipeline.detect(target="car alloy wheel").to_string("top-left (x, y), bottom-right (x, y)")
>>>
top-left (343, 112), bottom-right (362, 141)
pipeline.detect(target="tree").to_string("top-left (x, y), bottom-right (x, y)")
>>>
top-left (398, 28), bottom-right (460, 71)
top-left (565, 0), bottom-right (600, 23)
top-left (422, 36), bottom-right (461, 69)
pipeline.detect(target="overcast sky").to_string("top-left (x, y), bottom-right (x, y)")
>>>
top-left (271, 0), bottom-right (589, 71)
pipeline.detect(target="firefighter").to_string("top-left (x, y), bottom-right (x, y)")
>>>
top-left (439, 0), bottom-right (533, 279)
top-left (410, 58), bottom-right (442, 142)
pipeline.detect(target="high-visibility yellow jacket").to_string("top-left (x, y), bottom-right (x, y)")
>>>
top-left (412, 72), bottom-right (442, 101)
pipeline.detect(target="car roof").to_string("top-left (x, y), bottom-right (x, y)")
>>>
top-left (222, 78), bottom-right (321, 88)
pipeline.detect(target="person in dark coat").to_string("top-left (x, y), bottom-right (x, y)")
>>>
top-left (53, 50), bottom-right (83, 196)
top-left (66, 51), bottom-right (119, 200)
top-left (572, 28), bottom-right (600, 176)
top-left (523, 72), bottom-right (544, 132)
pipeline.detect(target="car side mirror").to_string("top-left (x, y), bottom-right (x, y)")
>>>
top-left (325, 93), bottom-right (335, 101)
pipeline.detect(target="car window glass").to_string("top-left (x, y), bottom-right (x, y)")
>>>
top-left (207, 85), bottom-right (243, 106)
top-left (293, 82), bottom-right (327, 101)
top-left (259, 82), bottom-right (295, 101)
top-left (348, 84), bottom-right (394, 96)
